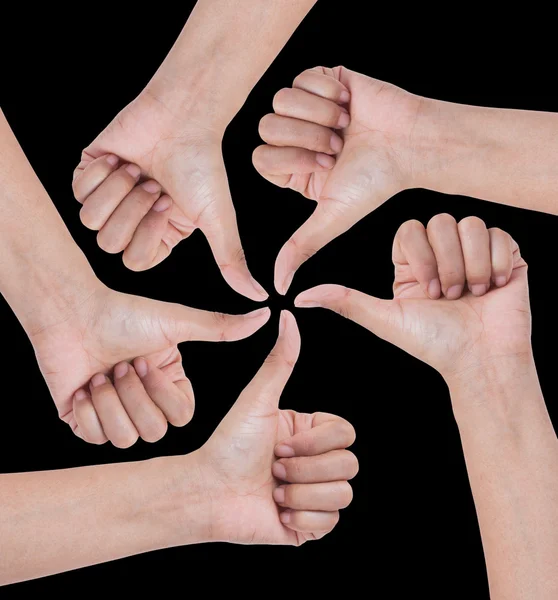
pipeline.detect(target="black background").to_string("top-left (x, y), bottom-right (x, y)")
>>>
top-left (1, 2), bottom-right (557, 596)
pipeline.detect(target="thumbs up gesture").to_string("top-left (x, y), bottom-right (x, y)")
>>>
top-left (91, 312), bottom-right (358, 545)
top-left (29, 283), bottom-right (271, 448)
top-left (295, 215), bottom-right (532, 384)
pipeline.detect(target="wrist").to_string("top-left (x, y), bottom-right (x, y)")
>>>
top-left (409, 97), bottom-right (495, 194)
top-left (445, 353), bottom-right (547, 429)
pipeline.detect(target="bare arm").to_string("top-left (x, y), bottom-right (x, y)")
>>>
top-left (0, 455), bottom-right (208, 585)
top-left (449, 360), bottom-right (558, 599)
top-left (146, 0), bottom-right (319, 129)
top-left (416, 99), bottom-right (558, 215)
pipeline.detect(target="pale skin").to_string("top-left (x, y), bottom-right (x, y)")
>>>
top-left (294, 217), bottom-right (558, 599)
top-left (72, 0), bottom-right (318, 300)
top-left (0, 108), bottom-right (272, 447)
top-left (253, 65), bottom-right (558, 294)
top-left (0, 312), bottom-right (358, 586)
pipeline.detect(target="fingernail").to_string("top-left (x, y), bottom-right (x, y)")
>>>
top-left (470, 283), bottom-right (489, 296)
top-left (337, 109), bottom-right (350, 129)
top-left (250, 276), bottom-right (269, 299)
top-left (134, 357), bottom-right (148, 378)
top-left (74, 389), bottom-right (88, 401)
top-left (295, 299), bottom-right (321, 308)
top-left (106, 154), bottom-right (119, 167)
top-left (495, 275), bottom-right (507, 287)
top-left (245, 307), bottom-right (270, 319)
top-left (279, 510), bottom-right (291, 524)
top-left (114, 362), bottom-right (128, 379)
top-left (330, 133), bottom-right (343, 154)
top-left (142, 180), bottom-right (161, 194)
top-left (427, 278), bottom-right (441, 299)
top-left (90, 373), bottom-right (106, 388)
top-left (316, 153), bottom-right (335, 168)
top-left (152, 196), bottom-right (171, 212)
top-left (272, 462), bottom-right (287, 480)
top-left (281, 271), bottom-right (295, 295)
top-left (446, 285), bottom-right (463, 300)
top-left (339, 90), bottom-right (350, 103)
top-left (275, 443), bottom-right (295, 458)
top-left (125, 164), bottom-right (141, 179)
top-left (273, 487), bottom-right (286, 503)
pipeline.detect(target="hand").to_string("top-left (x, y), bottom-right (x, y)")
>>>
top-left (176, 311), bottom-right (355, 545)
top-left (294, 215), bottom-right (530, 380)
top-left (72, 91), bottom-right (268, 302)
top-left (253, 65), bottom-right (424, 294)
top-left (30, 282), bottom-right (270, 448)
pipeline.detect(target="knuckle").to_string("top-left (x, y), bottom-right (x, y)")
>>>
top-left (122, 251), bottom-right (148, 272)
top-left (141, 419), bottom-right (168, 443)
top-left (96, 230), bottom-right (124, 254)
top-left (113, 432), bottom-right (138, 449)
top-left (258, 114), bottom-right (274, 138)
top-left (398, 219), bottom-right (424, 240)
top-left (427, 212), bottom-right (456, 230)
top-left (458, 215), bottom-right (486, 233)
top-left (272, 88), bottom-right (292, 112)
top-left (339, 419), bottom-right (356, 446)
top-left (79, 206), bottom-right (99, 230)
top-left (169, 398), bottom-right (194, 427)
top-left (346, 452), bottom-right (360, 479)
top-left (338, 482), bottom-right (354, 508)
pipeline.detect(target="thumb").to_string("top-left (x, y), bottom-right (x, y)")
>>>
top-left (274, 202), bottom-right (360, 295)
top-left (294, 284), bottom-right (402, 344)
top-left (195, 162), bottom-right (268, 302)
top-left (156, 300), bottom-right (272, 343)
top-left (233, 311), bottom-right (301, 415)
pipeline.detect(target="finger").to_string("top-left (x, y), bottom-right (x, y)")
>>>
top-left (159, 302), bottom-right (271, 343)
top-left (72, 389), bottom-right (108, 445)
top-left (96, 180), bottom-right (161, 254)
top-left (275, 412), bottom-right (356, 458)
top-left (458, 216), bottom-right (491, 296)
top-left (393, 219), bottom-right (440, 299)
top-left (275, 201), bottom-right (360, 294)
top-left (426, 213), bottom-right (466, 299)
top-left (273, 88), bottom-right (350, 129)
top-left (200, 194), bottom-right (268, 303)
top-left (122, 195), bottom-right (172, 271)
top-left (133, 357), bottom-right (194, 428)
top-left (252, 145), bottom-right (335, 189)
top-left (259, 114), bottom-right (343, 155)
top-left (274, 481), bottom-right (353, 511)
top-left (292, 68), bottom-right (350, 103)
top-left (280, 509), bottom-right (339, 533)
top-left (112, 362), bottom-right (168, 443)
top-left (72, 154), bottom-right (120, 201)
top-left (89, 373), bottom-right (139, 449)
top-left (233, 311), bottom-right (301, 414)
top-left (79, 163), bottom-right (142, 230)
top-left (295, 284), bottom-right (402, 347)
top-left (272, 449), bottom-right (359, 483)
top-left (489, 228), bottom-right (515, 287)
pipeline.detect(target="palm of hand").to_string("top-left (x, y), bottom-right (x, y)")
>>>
top-left (30, 287), bottom-right (184, 433)
top-left (201, 408), bottom-right (315, 546)
top-left (391, 265), bottom-right (531, 376)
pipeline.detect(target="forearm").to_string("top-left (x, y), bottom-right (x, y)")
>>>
top-left (414, 98), bottom-right (558, 215)
top-left (448, 358), bottom-right (558, 599)
top-left (0, 109), bottom-right (101, 334)
top-left (0, 453), bottom-right (209, 585)
top-left (146, 0), bottom-right (318, 130)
